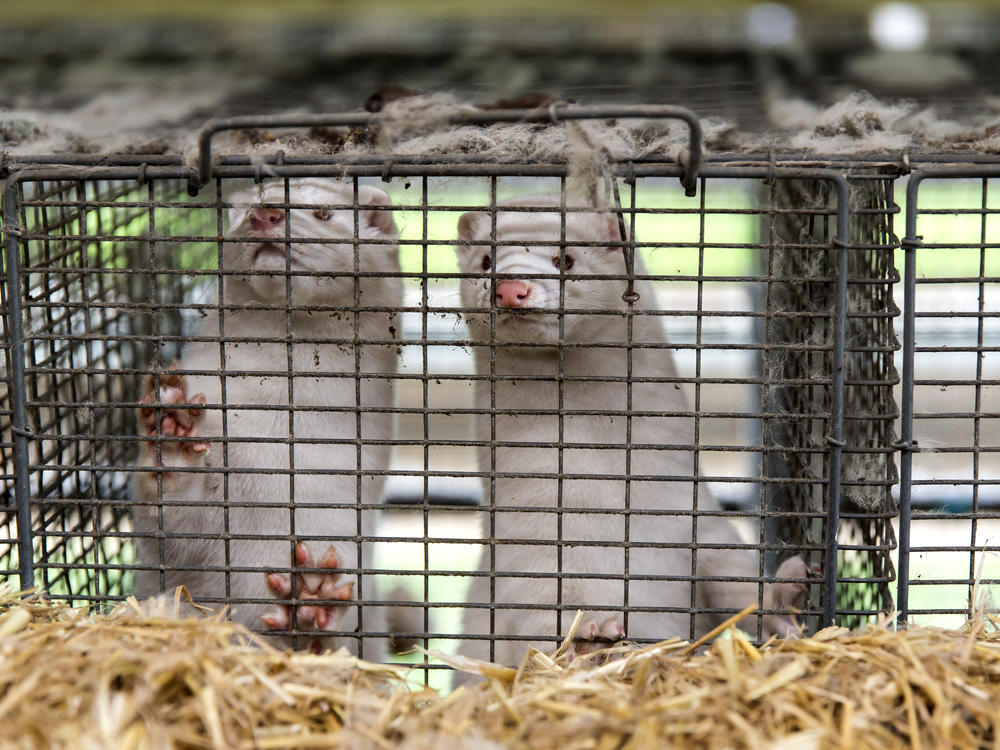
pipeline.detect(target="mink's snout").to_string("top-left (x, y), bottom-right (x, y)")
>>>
top-left (495, 279), bottom-right (532, 308)
top-left (248, 208), bottom-right (285, 233)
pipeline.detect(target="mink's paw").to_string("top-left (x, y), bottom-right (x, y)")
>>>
top-left (763, 556), bottom-right (817, 637)
top-left (261, 543), bottom-right (355, 638)
top-left (138, 370), bottom-right (209, 477)
top-left (568, 616), bottom-right (625, 662)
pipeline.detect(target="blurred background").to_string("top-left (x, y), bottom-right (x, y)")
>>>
top-left (1, 0), bottom-right (998, 149)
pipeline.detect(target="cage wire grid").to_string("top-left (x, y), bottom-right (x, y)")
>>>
top-left (0, 113), bottom-right (991, 670)
top-left (898, 167), bottom-right (1000, 626)
top-left (0, 159), bottom-right (861, 649)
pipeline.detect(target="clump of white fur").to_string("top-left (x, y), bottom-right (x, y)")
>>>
top-left (378, 94), bottom-right (696, 162)
top-left (768, 91), bottom-right (973, 154)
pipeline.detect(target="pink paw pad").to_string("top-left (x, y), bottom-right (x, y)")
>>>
top-left (568, 616), bottom-right (625, 660)
top-left (261, 543), bottom-right (354, 634)
top-left (138, 370), bottom-right (210, 468)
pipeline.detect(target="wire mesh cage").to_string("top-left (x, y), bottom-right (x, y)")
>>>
top-left (0, 177), bottom-right (213, 605)
top-left (8, 107), bottom-right (979, 684)
top-left (898, 169), bottom-right (1000, 628)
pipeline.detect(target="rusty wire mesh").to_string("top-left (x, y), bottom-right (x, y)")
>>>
top-left (0, 152), bottom-right (927, 676)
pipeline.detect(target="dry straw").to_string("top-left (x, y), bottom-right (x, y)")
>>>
top-left (2, 586), bottom-right (1000, 749)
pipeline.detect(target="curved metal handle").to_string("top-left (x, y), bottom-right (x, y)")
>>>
top-left (194, 104), bottom-right (702, 196)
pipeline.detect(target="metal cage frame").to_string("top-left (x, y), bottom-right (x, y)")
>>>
top-left (0, 106), bottom-right (993, 664)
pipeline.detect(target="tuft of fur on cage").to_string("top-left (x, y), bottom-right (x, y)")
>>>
top-left (5, 587), bottom-right (1000, 749)
top-left (769, 91), bottom-right (969, 154)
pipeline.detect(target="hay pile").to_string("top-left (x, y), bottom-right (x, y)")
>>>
top-left (2, 588), bottom-right (999, 749)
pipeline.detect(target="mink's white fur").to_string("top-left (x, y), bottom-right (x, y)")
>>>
top-left (131, 178), bottom-right (401, 658)
top-left (454, 195), bottom-right (806, 666)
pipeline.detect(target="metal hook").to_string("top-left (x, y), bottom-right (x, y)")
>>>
top-left (610, 174), bottom-right (639, 307)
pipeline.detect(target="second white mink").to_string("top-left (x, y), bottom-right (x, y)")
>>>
top-left (455, 195), bottom-right (807, 666)
top-left (131, 178), bottom-right (401, 657)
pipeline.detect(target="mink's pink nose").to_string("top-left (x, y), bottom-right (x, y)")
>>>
top-left (249, 208), bottom-right (285, 232)
top-left (495, 280), bottom-right (532, 308)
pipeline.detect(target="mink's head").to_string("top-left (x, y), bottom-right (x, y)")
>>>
top-left (225, 179), bottom-right (397, 306)
top-left (456, 195), bottom-right (634, 345)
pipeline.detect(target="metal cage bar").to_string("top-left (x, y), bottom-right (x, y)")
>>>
top-left (3, 181), bottom-right (33, 590)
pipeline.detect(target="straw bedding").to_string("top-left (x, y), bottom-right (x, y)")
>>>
top-left (2, 588), bottom-right (999, 750)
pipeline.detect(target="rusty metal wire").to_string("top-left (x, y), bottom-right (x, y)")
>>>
top-left (9, 139), bottom-right (994, 665)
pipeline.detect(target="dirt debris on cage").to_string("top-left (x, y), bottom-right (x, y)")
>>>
top-left (2, 588), bottom-right (1000, 749)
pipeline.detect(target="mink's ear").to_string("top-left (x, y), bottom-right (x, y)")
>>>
top-left (602, 213), bottom-right (625, 253)
top-left (227, 191), bottom-right (253, 234)
top-left (456, 212), bottom-right (490, 256)
top-left (358, 185), bottom-right (397, 235)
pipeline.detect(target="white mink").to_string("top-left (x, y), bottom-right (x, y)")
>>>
top-left (131, 178), bottom-right (401, 657)
top-left (454, 195), bottom-right (806, 666)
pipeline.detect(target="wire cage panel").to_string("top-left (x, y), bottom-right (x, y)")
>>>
top-left (0, 156), bottom-right (898, 677)
top-left (1, 177), bottom-right (218, 605)
top-left (898, 171), bottom-right (1000, 627)
top-left (1, 210), bottom-right (14, 590)
top-left (761, 171), bottom-right (899, 630)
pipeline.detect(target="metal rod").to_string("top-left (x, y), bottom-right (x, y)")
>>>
top-left (823, 176), bottom-right (851, 628)
top-left (8, 148), bottom-right (1000, 180)
top-left (0, 163), bottom-right (870, 192)
top-left (3, 174), bottom-right (35, 590)
top-left (895, 166), bottom-right (1000, 623)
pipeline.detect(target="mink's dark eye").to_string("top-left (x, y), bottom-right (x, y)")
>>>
top-left (312, 208), bottom-right (332, 221)
top-left (553, 253), bottom-right (575, 271)
top-left (481, 254), bottom-right (492, 271)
